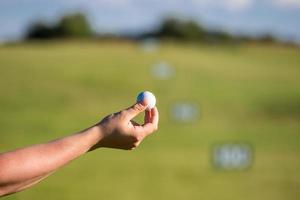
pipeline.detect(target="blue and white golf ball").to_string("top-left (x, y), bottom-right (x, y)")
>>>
top-left (136, 91), bottom-right (156, 110)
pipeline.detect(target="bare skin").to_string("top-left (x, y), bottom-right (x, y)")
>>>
top-left (0, 101), bottom-right (159, 196)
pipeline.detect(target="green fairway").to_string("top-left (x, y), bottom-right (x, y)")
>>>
top-left (0, 41), bottom-right (300, 200)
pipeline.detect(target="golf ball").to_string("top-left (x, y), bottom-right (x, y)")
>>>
top-left (136, 91), bottom-right (156, 110)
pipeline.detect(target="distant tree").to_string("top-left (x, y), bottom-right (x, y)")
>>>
top-left (54, 13), bottom-right (92, 38)
top-left (156, 18), bottom-right (205, 41)
top-left (26, 22), bottom-right (56, 39)
top-left (26, 13), bottom-right (92, 40)
top-left (204, 31), bottom-right (234, 43)
top-left (154, 17), bottom-right (236, 43)
top-left (257, 34), bottom-right (277, 43)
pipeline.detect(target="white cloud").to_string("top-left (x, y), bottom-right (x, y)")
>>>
top-left (222, 0), bottom-right (253, 11)
top-left (67, 0), bottom-right (253, 12)
top-left (191, 0), bottom-right (253, 11)
top-left (272, 0), bottom-right (300, 7)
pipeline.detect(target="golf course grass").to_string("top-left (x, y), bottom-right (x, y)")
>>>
top-left (0, 41), bottom-right (300, 200)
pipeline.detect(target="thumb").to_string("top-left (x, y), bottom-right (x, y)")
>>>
top-left (124, 101), bottom-right (148, 119)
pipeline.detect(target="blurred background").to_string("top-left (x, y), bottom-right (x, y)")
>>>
top-left (0, 0), bottom-right (300, 200)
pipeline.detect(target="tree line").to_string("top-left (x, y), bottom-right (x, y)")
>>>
top-left (26, 13), bottom-right (278, 44)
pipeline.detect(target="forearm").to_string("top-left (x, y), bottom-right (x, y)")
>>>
top-left (0, 125), bottom-right (102, 196)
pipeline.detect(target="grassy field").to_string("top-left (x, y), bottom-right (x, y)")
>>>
top-left (0, 41), bottom-right (300, 200)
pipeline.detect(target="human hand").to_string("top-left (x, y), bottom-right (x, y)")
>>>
top-left (93, 102), bottom-right (159, 150)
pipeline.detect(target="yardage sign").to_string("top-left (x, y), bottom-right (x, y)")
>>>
top-left (212, 143), bottom-right (253, 170)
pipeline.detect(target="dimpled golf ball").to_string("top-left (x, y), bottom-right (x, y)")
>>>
top-left (136, 91), bottom-right (156, 110)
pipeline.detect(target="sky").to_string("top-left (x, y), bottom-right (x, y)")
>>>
top-left (0, 0), bottom-right (300, 42)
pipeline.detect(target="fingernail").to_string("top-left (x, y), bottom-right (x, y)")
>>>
top-left (138, 99), bottom-right (148, 106)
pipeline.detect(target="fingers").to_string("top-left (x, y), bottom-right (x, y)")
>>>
top-left (143, 107), bottom-right (159, 135)
top-left (144, 110), bottom-right (151, 124)
top-left (134, 107), bottom-right (159, 137)
top-left (123, 102), bottom-right (158, 138)
top-left (150, 107), bottom-right (159, 128)
top-left (124, 102), bottom-right (148, 120)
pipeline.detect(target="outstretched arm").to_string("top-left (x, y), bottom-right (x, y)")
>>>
top-left (0, 102), bottom-right (159, 196)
